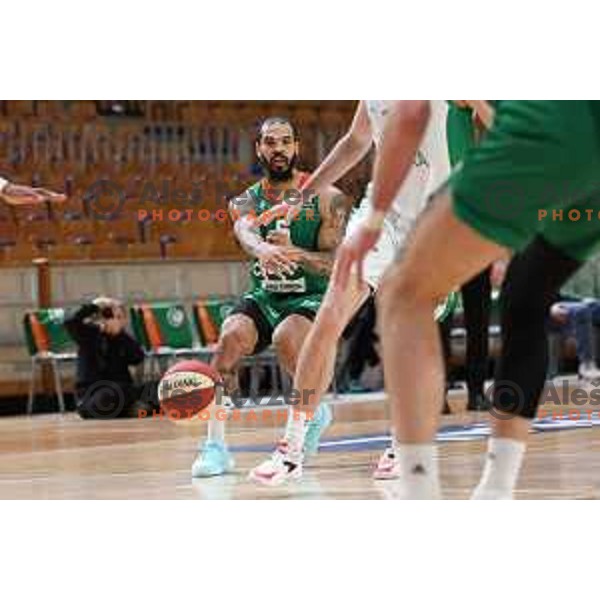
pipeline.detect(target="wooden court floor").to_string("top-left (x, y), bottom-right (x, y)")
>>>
top-left (1, 395), bottom-right (599, 499)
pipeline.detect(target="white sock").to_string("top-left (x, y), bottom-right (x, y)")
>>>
top-left (390, 430), bottom-right (399, 454)
top-left (394, 443), bottom-right (441, 499)
top-left (207, 410), bottom-right (225, 444)
top-left (206, 391), bottom-right (227, 445)
top-left (471, 437), bottom-right (526, 500)
top-left (283, 408), bottom-right (307, 456)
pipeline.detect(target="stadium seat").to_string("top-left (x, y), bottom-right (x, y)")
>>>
top-left (0, 101), bottom-right (357, 267)
top-left (59, 219), bottom-right (95, 247)
top-left (16, 214), bottom-right (59, 250)
top-left (93, 217), bottom-right (141, 246)
top-left (130, 301), bottom-right (198, 377)
top-left (193, 297), bottom-right (236, 347)
top-left (22, 308), bottom-right (77, 414)
top-left (0, 215), bottom-right (17, 249)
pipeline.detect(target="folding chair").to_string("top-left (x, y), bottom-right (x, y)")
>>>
top-left (23, 308), bottom-right (77, 414)
top-left (192, 296), bottom-right (236, 359)
top-left (130, 302), bottom-right (197, 378)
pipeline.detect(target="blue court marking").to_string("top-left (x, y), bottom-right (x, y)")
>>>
top-left (231, 414), bottom-right (600, 454)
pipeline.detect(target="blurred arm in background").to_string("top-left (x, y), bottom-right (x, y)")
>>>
top-left (0, 176), bottom-right (65, 206)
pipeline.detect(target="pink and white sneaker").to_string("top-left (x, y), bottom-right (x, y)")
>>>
top-left (373, 446), bottom-right (400, 480)
top-left (248, 440), bottom-right (303, 487)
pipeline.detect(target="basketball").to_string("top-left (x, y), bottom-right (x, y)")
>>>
top-left (157, 360), bottom-right (222, 420)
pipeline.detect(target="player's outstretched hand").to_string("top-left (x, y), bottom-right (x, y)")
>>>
top-left (34, 186), bottom-right (67, 203)
top-left (333, 224), bottom-right (380, 291)
top-left (256, 242), bottom-right (302, 278)
top-left (1, 183), bottom-right (66, 206)
top-left (266, 229), bottom-right (291, 247)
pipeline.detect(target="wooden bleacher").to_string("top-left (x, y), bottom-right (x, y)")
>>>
top-left (0, 100), bottom-right (368, 268)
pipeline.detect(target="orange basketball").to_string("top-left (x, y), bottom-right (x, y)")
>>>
top-left (157, 360), bottom-right (222, 421)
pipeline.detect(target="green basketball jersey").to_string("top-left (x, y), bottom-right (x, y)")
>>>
top-left (446, 101), bottom-right (501, 166)
top-left (245, 180), bottom-right (329, 297)
top-left (446, 102), bottom-right (476, 167)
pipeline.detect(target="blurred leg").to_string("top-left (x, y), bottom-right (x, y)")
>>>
top-left (377, 194), bottom-right (504, 498)
top-left (461, 267), bottom-right (492, 410)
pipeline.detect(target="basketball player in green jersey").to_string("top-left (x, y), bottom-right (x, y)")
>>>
top-left (335, 100), bottom-right (600, 499)
top-left (192, 117), bottom-right (348, 478)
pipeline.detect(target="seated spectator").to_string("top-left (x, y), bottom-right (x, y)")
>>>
top-left (65, 297), bottom-right (156, 419)
top-left (549, 252), bottom-right (600, 381)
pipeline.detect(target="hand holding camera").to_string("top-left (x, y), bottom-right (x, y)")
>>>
top-left (92, 297), bottom-right (125, 336)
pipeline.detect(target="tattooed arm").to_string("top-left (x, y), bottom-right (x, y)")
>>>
top-left (267, 186), bottom-right (350, 276)
top-left (229, 192), bottom-right (302, 276)
top-left (229, 192), bottom-right (262, 257)
top-left (309, 186), bottom-right (350, 275)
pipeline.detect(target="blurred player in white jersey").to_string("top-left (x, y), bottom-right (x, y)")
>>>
top-left (249, 100), bottom-right (454, 486)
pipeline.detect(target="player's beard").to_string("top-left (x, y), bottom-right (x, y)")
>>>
top-left (258, 152), bottom-right (298, 182)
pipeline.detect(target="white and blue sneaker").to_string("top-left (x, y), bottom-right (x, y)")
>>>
top-left (303, 402), bottom-right (333, 455)
top-left (191, 440), bottom-right (235, 478)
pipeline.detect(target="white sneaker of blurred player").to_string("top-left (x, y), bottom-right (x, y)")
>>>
top-left (373, 445), bottom-right (400, 480)
top-left (248, 440), bottom-right (303, 486)
top-left (578, 361), bottom-right (600, 385)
